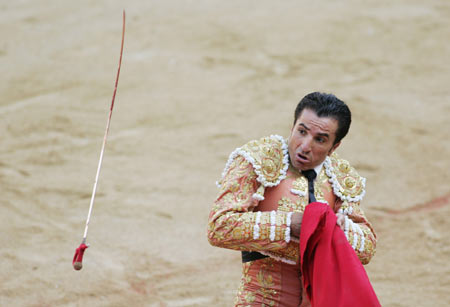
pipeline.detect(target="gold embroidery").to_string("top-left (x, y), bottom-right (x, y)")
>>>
top-left (338, 159), bottom-right (351, 173)
top-left (232, 226), bottom-right (246, 240)
top-left (344, 177), bottom-right (356, 189)
top-left (240, 136), bottom-right (287, 185)
top-left (235, 262), bottom-right (255, 305)
top-left (292, 175), bottom-right (308, 194)
top-left (260, 242), bottom-right (299, 264)
top-left (275, 214), bottom-right (284, 226)
top-left (278, 196), bottom-right (307, 213)
top-left (260, 215), bottom-right (270, 225)
top-left (275, 228), bottom-right (282, 241)
top-left (262, 159), bottom-right (277, 177)
top-left (314, 180), bottom-right (325, 202)
top-left (329, 153), bottom-right (365, 199)
top-left (317, 168), bottom-right (332, 198)
top-left (235, 259), bottom-right (281, 306)
top-left (256, 262), bottom-right (277, 305)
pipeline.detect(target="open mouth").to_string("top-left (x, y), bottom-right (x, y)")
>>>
top-left (297, 153), bottom-right (309, 163)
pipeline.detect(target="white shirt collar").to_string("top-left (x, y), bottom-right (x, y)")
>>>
top-left (313, 162), bottom-right (324, 180)
top-left (289, 158), bottom-right (324, 180)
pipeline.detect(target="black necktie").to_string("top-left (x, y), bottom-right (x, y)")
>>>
top-left (302, 169), bottom-right (317, 203)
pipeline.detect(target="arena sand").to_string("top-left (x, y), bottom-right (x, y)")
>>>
top-left (1, 1), bottom-right (449, 306)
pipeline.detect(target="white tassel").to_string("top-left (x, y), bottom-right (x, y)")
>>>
top-left (253, 211), bottom-right (262, 239)
top-left (290, 189), bottom-right (307, 197)
top-left (351, 221), bottom-right (358, 250)
top-left (252, 193), bottom-right (265, 201)
top-left (285, 212), bottom-right (293, 243)
top-left (354, 223), bottom-right (365, 252)
top-left (270, 211), bottom-right (276, 241)
top-left (344, 215), bottom-right (350, 238)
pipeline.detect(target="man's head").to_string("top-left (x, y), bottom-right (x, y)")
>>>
top-left (288, 92), bottom-right (352, 171)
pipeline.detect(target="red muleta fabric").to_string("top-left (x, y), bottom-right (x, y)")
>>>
top-left (299, 202), bottom-right (381, 307)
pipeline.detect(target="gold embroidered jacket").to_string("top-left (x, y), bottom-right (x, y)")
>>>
top-left (207, 135), bottom-right (376, 265)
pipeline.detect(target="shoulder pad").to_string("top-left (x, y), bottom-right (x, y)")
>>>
top-left (325, 152), bottom-right (366, 202)
top-left (219, 135), bottom-right (289, 188)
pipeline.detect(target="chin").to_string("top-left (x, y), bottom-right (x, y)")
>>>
top-left (297, 165), bottom-right (309, 172)
top-left (293, 162), bottom-right (307, 171)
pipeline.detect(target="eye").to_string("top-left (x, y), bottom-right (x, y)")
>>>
top-left (298, 129), bottom-right (307, 135)
top-left (316, 137), bottom-right (325, 143)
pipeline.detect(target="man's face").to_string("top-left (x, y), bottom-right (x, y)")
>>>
top-left (288, 108), bottom-right (341, 171)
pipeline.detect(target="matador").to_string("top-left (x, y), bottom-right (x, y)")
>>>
top-left (207, 92), bottom-right (377, 306)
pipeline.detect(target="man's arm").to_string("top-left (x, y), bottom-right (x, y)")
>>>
top-left (336, 201), bottom-right (377, 265)
top-left (207, 155), bottom-right (293, 252)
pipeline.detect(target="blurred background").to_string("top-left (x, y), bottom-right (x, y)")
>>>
top-left (1, 0), bottom-right (449, 306)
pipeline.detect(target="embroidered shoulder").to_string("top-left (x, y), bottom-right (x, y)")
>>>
top-left (218, 135), bottom-right (289, 188)
top-left (324, 152), bottom-right (366, 202)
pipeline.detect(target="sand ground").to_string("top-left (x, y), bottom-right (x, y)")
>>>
top-left (1, 1), bottom-right (449, 306)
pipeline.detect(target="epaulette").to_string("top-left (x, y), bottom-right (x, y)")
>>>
top-left (218, 135), bottom-right (289, 189)
top-left (324, 152), bottom-right (366, 202)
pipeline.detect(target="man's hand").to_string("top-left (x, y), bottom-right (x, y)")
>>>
top-left (290, 212), bottom-right (303, 238)
top-left (336, 212), bottom-right (345, 231)
top-left (291, 212), bottom-right (346, 238)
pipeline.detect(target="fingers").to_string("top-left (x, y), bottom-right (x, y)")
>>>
top-left (336, 213), bottom-right (345, 231)
top-left (290, 212), bottom-right (303, 238)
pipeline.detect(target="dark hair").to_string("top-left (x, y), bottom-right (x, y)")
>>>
top-left (294, 92), bottom-right (351, 144)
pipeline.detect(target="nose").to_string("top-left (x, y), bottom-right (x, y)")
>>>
top-left (300, 138), bottom-right (312, 153)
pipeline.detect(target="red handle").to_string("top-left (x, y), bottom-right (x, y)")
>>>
top-left (72, 243), bottom-right (89, 270)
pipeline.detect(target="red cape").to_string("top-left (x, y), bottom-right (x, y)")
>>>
top-left (300, 202), bottom-right (381, 307)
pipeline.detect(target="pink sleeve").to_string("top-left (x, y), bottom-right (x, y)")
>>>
top-left (207, 156), bottom-right (292, 252)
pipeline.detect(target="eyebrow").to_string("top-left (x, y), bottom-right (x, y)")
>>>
top-left (299, 123), bottom-right (330, 138)
top-left (317, 132), bottom-right (330, 139)
top-left (299, 123), bottom-right (310, 130)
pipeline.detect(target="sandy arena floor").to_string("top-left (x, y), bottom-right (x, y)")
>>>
top-left (1, 1), bottom-right (449, 306)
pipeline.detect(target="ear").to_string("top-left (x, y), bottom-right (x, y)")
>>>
top-left (328, 141), bottom-right (341, 156)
